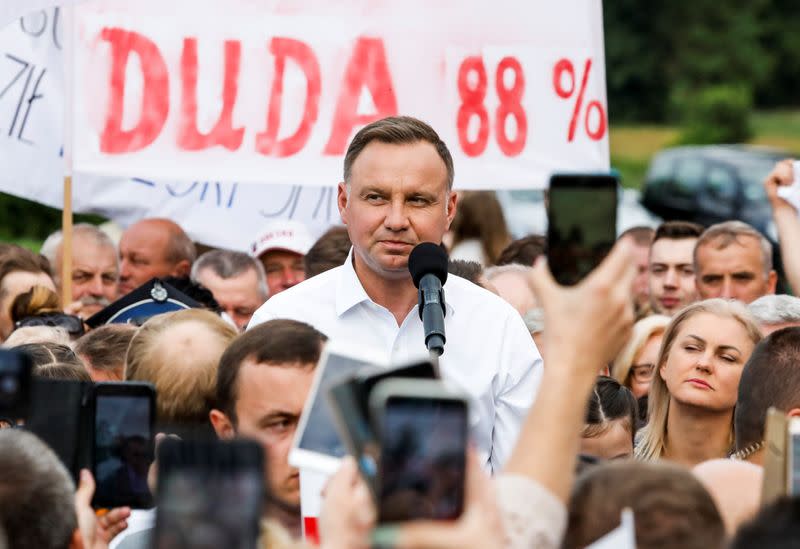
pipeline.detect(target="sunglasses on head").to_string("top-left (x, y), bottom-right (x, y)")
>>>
top-left (14, 313), bottom-right (86, 337)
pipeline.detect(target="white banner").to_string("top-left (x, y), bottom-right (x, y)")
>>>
top-left (69, 0), bottom-right (609, 188)
top-left (0, 12), bottom-right (338, 250)
top-left (0, 0), bottom-right (80, 31)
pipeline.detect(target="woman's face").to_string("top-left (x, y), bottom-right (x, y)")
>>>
top-left (579, 419), bottom-right (633, 460)
top-left (629, 333), bottom-right (663, 399)
top-left (659, 312), bottom-right (755, 412)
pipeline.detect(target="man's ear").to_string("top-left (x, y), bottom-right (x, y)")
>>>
top-left (337, 182), bottom-right (349, 226)
top-left (173, 259), bottom-right (192, 278)
top-left (768, 270), bottom-right (778, 294)
top-left (69, 529), bottom-right (84, 549)
top-left (209, 409), bottom-right (236, 440)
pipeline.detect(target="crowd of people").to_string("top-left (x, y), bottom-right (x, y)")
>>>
top-left (3, 117), bottom-right (800, 548)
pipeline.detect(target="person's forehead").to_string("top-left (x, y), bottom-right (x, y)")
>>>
top-left (349, 140), bottom-right (448, 191)
top-left (121, 223), bottom-right (170, 253)
top-left (198, 268), bottom-right (261, 299)
top-left (696, 237), bottom-right (763, 272)
top-left (651, 238), bottom-right (696, 263)
top-left (676, 312), bottom-right (750, 343)
top-left (72, 237), bottom-right (117, 269)
top-left (259, 249), bottom-right (303, 265)
top-left (235, 360), bottom-right (315, 413)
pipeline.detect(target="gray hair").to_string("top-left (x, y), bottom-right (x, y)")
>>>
top-left (191, 249), bottom-right (268, 298)
top-left (523, 308), bottom-right (544, 334)
top-left (748, 294), bottom-right (800, 326)
top-left (0, 429), bottom-right (77, 549)
top-left (694, 221), bottom-right (773, 277)
top-left (483, 263), bottom-right (534, 281)
top-left (40, 223), bottom-right (117, 276)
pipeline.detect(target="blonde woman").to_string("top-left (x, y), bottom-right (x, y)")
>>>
top-left (636, 299), bottom-right (762, 466)
top-left (613, 314), bottom-right (671, 399)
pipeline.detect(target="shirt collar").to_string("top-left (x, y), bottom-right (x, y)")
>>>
top-left (335, 248), bottom-right (456, 318)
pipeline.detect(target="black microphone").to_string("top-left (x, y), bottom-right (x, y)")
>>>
top-left (408, 242), bottom-right (448, 357)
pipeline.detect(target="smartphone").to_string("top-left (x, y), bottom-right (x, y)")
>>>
top-left (787, 417), bottom-right (800, 496)
top-left (27, 379), bottom-right (94, 481)
top-left (546, 174), bottom-right (618, 285)
top-left (327, 359), bottom-right (437, 496)
top-left (369, 378), bottom-right (468, 523)
top-left (290, 341), bottom-right (386, 474)
top-left (154, 439), bottom-right (264, 549)
top-left (0, 349), bottom-right (32, 424)
top-left (92, 382), bottom-right (156, 509)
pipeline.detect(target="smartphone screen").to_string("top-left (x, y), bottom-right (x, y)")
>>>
top-left (0, 349), bottom-right (32, 423)
top-left (378, 396), bottom-right (467, 522)
top-left (547, 174), bottom-right (618, 286)
top-left (93, 387), bottom-right (155, 509)
top-left (155, 439), bottom-right (264, 549)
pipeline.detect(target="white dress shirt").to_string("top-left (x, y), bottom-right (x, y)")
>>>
top-left (248, 253), bottom-right (543, 472)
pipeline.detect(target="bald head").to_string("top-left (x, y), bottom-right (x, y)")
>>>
top-left (484, 264), bottom-right (537, 315)
top-left (693, 459), bottom-right (763, 536)
top-left (119, 218), bottom-right (196, 295)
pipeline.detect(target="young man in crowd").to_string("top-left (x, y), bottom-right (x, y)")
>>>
top-left (619, 225), bottom-right (655, 315)
top-left (303, 226), bottom-right (352, 279)
top-left (249, 220), bottom-right (313, 296)
top-left (734, 327), bottom-right (800, 465)
top-left (249, 116), bottom-right (542, 472)
top-left (209, 319), bottom-right (328, 537)
top-left (40, 223), bottom-right (119, 319)
top-left (648, 221), bottom-right (703, 316)
top-left (0, 245), bottom-right (54, 342)
top-left (118, 218), bottom-right (196, 296)
top-left (694, 220), bottom-right (776, 304)
top-left (191, 249), bottom-right (268, 330)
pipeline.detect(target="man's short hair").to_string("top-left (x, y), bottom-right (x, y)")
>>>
top-left (447, 260), bottom-right (483, 286)
top-left (160, 219), bottom-right (197, 266)
top-left (694, 221), bottom-right (773, 276)
top-left (731, 496), bottom-right (800, 549)
top-left (40, 223), bottom-right (116, 271)
top-left (191, 249), bottom-right (268, 298)
top-left (748, 295), bottom-right (800, 326)
top-left (495, 234), bottom-right (546, 266)
top-left (735, 327), bottom-right (800, 451)
top-left (653, 220), bottom-right (704, 243)
top-left (74, 323), bottom-right (137, 379)
top-left (483, 263), bottom-right (533, 281)
top-left (0, 429), bottom-right (77, 549)
top-left (619, 225), bottom-right (655, 246)
top-left (0, 246), bottom-right (52, 301)
top-left (126, 309), bottom-right (238, 427)
top-left (304, 227), bottom-right (352, 279)
top-left (343, 116), bottom-right (454, 190)
top-left (563, 460), bottom-right (724, 549)
top-left (216, 319), bottom-right (327, 425)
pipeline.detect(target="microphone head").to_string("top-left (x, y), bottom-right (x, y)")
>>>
top-left (408, 242), bottom-right (449, 288)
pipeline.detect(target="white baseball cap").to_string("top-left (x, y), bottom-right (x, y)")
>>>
top-left (249, 220), bottom-right (314, 258)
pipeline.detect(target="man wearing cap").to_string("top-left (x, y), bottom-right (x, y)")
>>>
top-left (249, 116), bottom-right (542, 472)
top-left (249, 220), bottom-right (313, 297)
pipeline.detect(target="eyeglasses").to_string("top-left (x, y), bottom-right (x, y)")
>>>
top-left (630, 363), bottom-right (655, 383)
top-left (14, 313), bottom-right (85, 337)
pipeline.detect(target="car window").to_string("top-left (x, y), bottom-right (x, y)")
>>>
top-left (671, 158), bottom-right (705, 198)
top-left (705, 166), bottom-right (737, 203)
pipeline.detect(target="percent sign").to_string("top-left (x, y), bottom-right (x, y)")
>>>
top-left (552, 58), bottom-right (607, 142)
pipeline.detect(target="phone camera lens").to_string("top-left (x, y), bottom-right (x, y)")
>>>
top-left (0, 375), bottom-right (18, 395)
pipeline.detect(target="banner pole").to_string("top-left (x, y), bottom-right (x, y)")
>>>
top-left (61, 175), bottom-right (73, 308)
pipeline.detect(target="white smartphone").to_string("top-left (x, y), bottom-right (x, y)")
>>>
top-left (786, 417), bottom-right (800, 495)
top-left (288, 340), bottom-right (385, 474)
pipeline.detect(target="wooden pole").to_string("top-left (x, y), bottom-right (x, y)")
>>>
top-left (61, 175), bottom-right (73, 309)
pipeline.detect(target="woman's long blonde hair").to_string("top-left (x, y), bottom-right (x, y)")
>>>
top-left (612, 314), bottom-right (671, 389)
top-left (636, 299), bottom-right (762, 461)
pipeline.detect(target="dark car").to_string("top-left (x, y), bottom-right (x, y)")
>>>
top-left (641, 145), bottom-right (787, 237)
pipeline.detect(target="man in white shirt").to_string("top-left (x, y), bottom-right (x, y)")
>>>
top-left (249, 116), bottom-right (542, 471)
